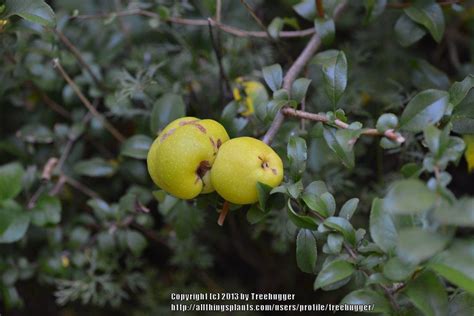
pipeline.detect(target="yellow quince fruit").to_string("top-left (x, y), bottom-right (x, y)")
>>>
top-left (211, 137), bottom-right (283, 204)
top-left (147, 117), bottom-right (229, 199)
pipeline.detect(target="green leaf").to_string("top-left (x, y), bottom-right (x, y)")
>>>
top-left (404, 271), bottom-right (448, 316)
top-left (434, 198), bottom-right (474, 227)
top-left (31, 195), bottom-right (61, 227)
top-left (323, 216), bottom-right (356, 245)
top-left (0, 162), bottom-right (24, 201)
top-left (287, 136), bottom-right (307, 180)
top-left (291, 78), bottom-right (312, 103)
top-left (314, 259), bottom-right (355, 290)
top-left (293, 0), bottom-right (315, 21)
top-left (121, 135), bottom-right (153, 159)
top-left (304, 181), bottom-right (328, 196)
top-left (150, 93), bottom-right (186, 134)
top-left (2, 0), bottom-right (55, 27)
top-left (296, 229), bottom-right (317, 274)
top-left (429, 240), bottom-right (474, 294)
top-left (0, 200), bottom-right (30, 243)
top-left (400, 89), bottom-right (449, 132)
top-left (262, 64), bottom-right (283, 92)
top-left (397, 228), bottom-right (450, 265)
top-left (74, 157), bottom-right (117, 177)
top-left (364, 0), bottom-right (387, 23)
top-left (448, 292), bottom-right (474, 316)
top-left (394, 13), bottom-right (427, 47)
top-left (303, 192), bottom-right (335, 218)
top-left (405, 2), bottom-right (445, 43)
top-left (383, 179), bottom-right (436, 214)
top-left (323, 127), bottom-right (355, 169)
top-left (314, 18), bottom-right (335, 46)
top-left (287, 200), bottom-right (318, 230)
top-left (268, 17), bottom-right (283, 39)
top-left (412, 59), bottom-right (450, 90)
top-left (339, 198), bottom-right (359, 220)
top-left (247, 204), bottom-right (268, 224)
top-left (383, 257), bottom-right (416, 281)
top-left (369, 198), bottom-right (398, 253)
top-left (256, 182), bottom-right (272, 211)
top-left (449, 75), bottom-right (474, 108)
top-left (341, 289), bottom-right (391, 314)
top-left (312, 50), bottom-right (348, 107)
top-left (126, 230), bottom-right (147, 256)
top-left (327, 233), bottom-right (343, 254)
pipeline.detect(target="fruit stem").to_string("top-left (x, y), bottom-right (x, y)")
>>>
top-left (217, 200), bottom-right (230, 226)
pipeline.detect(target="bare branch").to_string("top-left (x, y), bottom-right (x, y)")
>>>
top-left (52, 58), bottom-right (126, 143)
top-left (72, 9), bottom-right (315, 38)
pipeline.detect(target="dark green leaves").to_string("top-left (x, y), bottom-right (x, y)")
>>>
top-left (74, 158), bottom-right (117, 177)
top-left (370, 198), bottom-right (397, 253)
top-left (314, 18), bottom-right (335, 46)
top-left (314, 259), bottom-right (354, 290)
top-left (449, 75), bottom-right (474, 108)
top-left (400, 89), bottom-right (449, 132)
top-left (312, 50), bottom-right (348, 108)
top-left (339, 198), bottom-right (359, 220)
top-left (323, 216), bottom-right (356, 246)
top-left (341, 289), bottom-right (391, 313)
top-left (323, 127), bottom-right (356, 169)
top-left (405, 271), bottom-right (448, 316)
top-left (267, 17), bottom-right (283, 39)
top-left (405, 2), bottom-right (445, 43)
top-left (364, 0), bottom-right (387, 23)
top-left (397, 228), bottom-right (450, 265)
top-left (429, 240), bottom-right (474, 293)
top-left (395, 14), bottom-right (427, 47)
top-left (303, 192), bottom-right (335, 218)
top-left (383, 179), bottom-right (436, 214)
top-left (31, 195), bottom-right (61, 226)
top-left (287, 136), bottom-right (307, 180)
top-left (125, 230), bottom-right (147, 256)
top-left (262, 64), bottom-right (283, 92)
top-left (287, 200), bottom-right (318, 230)
top-left (256, 182), bottom-right (272, 211)
top-left (291, 78), bottom-right (312, 103)
top-left (150, 93), bottom-right (186, 134)
top-left (121, 135), bottom-right (153, 159)
top-left (0, 162), bottom-right (24, 201)
top-left (296, 229), bottom-right (317, 274)
top-left (0, 200), bottom-right (29, 243)
top-left (1, 0), bottom-right (55, 27)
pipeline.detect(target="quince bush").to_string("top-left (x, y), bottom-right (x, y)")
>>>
top-left (0, 0), bottom-right (473, 315)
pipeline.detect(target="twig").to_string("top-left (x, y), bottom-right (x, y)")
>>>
top-left (64, 175), bottom-right (101, 199)
top-left (71, 9), bottom-right (315, 38)
top-left (316, 0), bottom-right (324, 18)
top-left (240, 0), bottom-right (272, 39)
top-left (27, 158), bottom-right (59, 208)
top-left (217, 200), bottom-right (230, 226)
top-left (39, 91), bottom-right (72, 119)
top-left (52, 58), bottom-right (125, 143)
top-left (207, 19), bottom-right (231, 98)
top-left (387, 0), bottom-right (463, 8)
top-left (262, 33), bottom-right (322, 144)
top-left (282, 108), bottom-right (405, 143)
top-left (51, 28), bottom-right (104, 89)
top-left (240, 0), bottom-right (292, 62)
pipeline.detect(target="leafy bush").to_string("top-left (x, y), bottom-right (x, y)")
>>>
top-left (0, 0), bottom-right (473, 315)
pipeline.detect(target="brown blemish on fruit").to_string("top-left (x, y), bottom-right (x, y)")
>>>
top-left (258, 155), bottom-right (277, 174)
top-left (216, 139), bottom-right (222, 149)
top-left (179, 119), bottom-right (199, 126)
top-left (196, 160), bottom-right (211, 181)
top-left (160, 128), bottom-right (177, 142)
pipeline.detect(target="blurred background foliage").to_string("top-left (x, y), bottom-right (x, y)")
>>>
top-left (0, 0), bottom-right (474, 315)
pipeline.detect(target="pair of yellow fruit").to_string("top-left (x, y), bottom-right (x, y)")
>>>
top-left (147, 117), bottom-right (283, 204)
